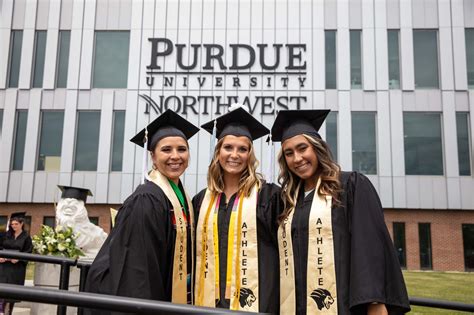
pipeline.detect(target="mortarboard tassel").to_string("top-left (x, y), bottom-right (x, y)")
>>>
top-left (265, 135), bottom-right (275, 184)
top-left (141, 127), bottom-right (149, 184)
top-left (209, 119), bottom-right (217, 164)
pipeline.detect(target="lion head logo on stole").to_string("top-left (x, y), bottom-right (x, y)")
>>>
top-left (310, 288), bottom-right (335, 310)
top-left (239, 288), bottom-right (257, 308)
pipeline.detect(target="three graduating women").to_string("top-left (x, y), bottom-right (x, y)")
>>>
top-left (271, 110), bottom-right (410, 314)
top-left (193, 106), bottom-right (281, 313)
top-left (85, 110), bottom-right (199, 313)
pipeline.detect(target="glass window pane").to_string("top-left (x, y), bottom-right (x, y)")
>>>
top-left (8, 30), bottom-right (23, 88)
top-left (0, 216), bottom-right (7, 233)
top-left (56, 31), bottom-right (71, 88)
top-left (43, 216), bottom-right (56, 228)
top-left (462, 224), bottom-right (474, 271)
top-left (457, 113), bottom-right (471, 176)
top-left (393, 222), bottom-right (406, 268)
top-left (74, 111), bottom-right (101, 171)
top-left (37, 111), bottom-right (64, 171)
top-left (352, 112), bottom-right (377, 174)
top-left (325, 30), bottom-right (337, 89)
top-left (32, 31), bottom-right (47, 88)
top-left (419, 223), bottom-right (432, 269)
top-left (404, 112), bottom-right (443, 175)
top-left (350, 30), bottom-right (362, 89)
top-left (466, 29), bottom-right (474, 89)
top-left (413, 30), bottom-right (439, 88)
top-left (93, 31), bottom-right (130, 88)
top-left (326, 112), bottom-right (338, 161)
top-left (388, 30), bottom-right (400, 89)
top-left (12, 110), bottom-right (28, 170)
top-left (111, 111), bottom-right (125, 172)
top-left (90, 217), bottom-right (99, 226)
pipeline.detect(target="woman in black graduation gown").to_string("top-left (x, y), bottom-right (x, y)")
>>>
top-left (85, 110), bottom-right (199, 314)
top-left (271, 110), bottom-right (410, 315)
top-left (0, 212), bottom-right (33, 315)
top-left (193, 105), bottom-right (280, 314)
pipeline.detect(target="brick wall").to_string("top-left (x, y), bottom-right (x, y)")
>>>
top-left (385, 209), bottom-right (474, 272)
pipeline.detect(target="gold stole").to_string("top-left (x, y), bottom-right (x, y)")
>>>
top-left (278, 180), bottom-right (338, 314)
top-left (148, 170), bottom-right (194, 304)
top-left (195, 186), bottom-right (259, 312)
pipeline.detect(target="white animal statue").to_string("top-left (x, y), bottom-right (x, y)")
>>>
top-left (56, 197), bottom-right (108, 261)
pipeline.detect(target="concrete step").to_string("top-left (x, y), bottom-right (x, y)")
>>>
top-left (12, 307), bottom-right (30, 315)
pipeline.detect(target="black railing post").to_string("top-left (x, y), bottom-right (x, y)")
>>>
top-left (77, 262), bottom-right (91, 315)
top-left (57, 261), bottom-right (72, 315)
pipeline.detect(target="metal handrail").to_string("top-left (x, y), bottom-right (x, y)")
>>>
top-left (409, 297), bottom-right (474, 312)
top-left (0, 284), bottom-right (255, 314)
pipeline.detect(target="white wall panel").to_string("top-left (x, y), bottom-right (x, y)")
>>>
top-left (67, 29), bottom-right (83, 89)
top-left (350, 90), bottom-right (363, 110)
top-left (108, 173), bottom-right (122, 204)
top-left (385, 0), bottom-right (399, 29)
top-left (36, 0), bottom-right (50, 29)
top-left (460, 177), bottom-right (474, 208)
top-left (119, 0), bottom-right (132, 30)
top-left (130, 0), bottom-right (143, 30)
top-left (33, 172), bottom-right (47, 202)
top-left (361, 0), bottom-right (373, 29)
top-left (95, 0), bottom-right (108, 30)
top-left (377, 92), bottom-right (391, 176)
top-left (452, 28), bottom-right (468, 90)
top-left (43, 29), bottom-right (59, 89)
top-left (12, 0), bottom-right (26, 29)
top-left (59, 91), bottom-right (78, 177)
top-left (428, 90), bottom-right (442, 111)
top-left (60, 0), bottom-right (74, 29)
top-left (424, 0), bottom-right (439, 28)
top-left (0, 30), bottom-right (11, 89)
top-left (379, 176), bottom-right (393, 208)
top-left (18, 29), bottom-right (34, 89)
top-left (446, 177), bottom-right (461, 209)
top-left (452, 0), bottom-right (465, 28)
top-left (405, 176), bottom-right (420, 208)
top-left (45, 172), bottom-right (60, 203)
top-left (7, 172), bottom-right (22, 202)
top-left (400, 0), bottom-right (412, 28)
top-left (375, 28), bottom-right (388, 90)
top-left (138, 29), bottom-right (154, 90)
top-left (0, 0), bottom-right (14, 28)
top-left (23, 90), bottom-right (41, 173)
top-left (337, 29), bottom-right (350, 90)
top-left (23, 0), bottom-right (38, 29)
top-left (97, 91), bottom-right (114, 173)
top-left (465, 0), bottom-right (474, 27)
top-left (71, 0), bottom-right (85, 30)
top-left (338, 91), bottom-right (351, 170)
top-left (20, 172), bottom-right (34, 202)
top-left (79, 29), bottom-right (94, 89)
top-left (393, 176), bottom-right (408, 207)
top-left (312, 0), bottom-right (324, 29)
top-left (324, 0), bottom-right (337, 30)
top-left (0, 91), bottom-right (17, 173)
top-left (389, 91), bottom-right (405, 176)
top-left (312, 29), bottom-right (325, 90)
top-left (400, 28), bottom-right (415, 90)
top-left (439, 28), bottom-right (455, 91)
top-left (0, 173), bottom-right (8, 202)
top-left (107, 0), bottom-right (121, 30)
top-left (53, 89), bottom-right (67, 110)
top-left (41, 91), bottom-right (54, 109)
top-left (438, 0), bottom-right (451, 28)
top-left (337, 0), bottom-right (349, 29)
top-left (432, 178), bottom-right (448, 209)
top-left (362, 28), bottom-right (376, 91)
top-left (411, 0), bottom-right (424, 29)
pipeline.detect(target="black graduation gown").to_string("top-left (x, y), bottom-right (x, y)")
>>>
top-left (85, 180), bottom-right (192, 315)
top-left (291, 171), bottom-right (410, 314)
top-left (0, 231), bottom-right (33, 286)
top-left (193, 183), bottom-right (281, 314)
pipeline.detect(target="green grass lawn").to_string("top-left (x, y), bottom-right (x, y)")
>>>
top-left (403, 270), bottom-right (474, 314)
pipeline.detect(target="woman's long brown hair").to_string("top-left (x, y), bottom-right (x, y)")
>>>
top-left (277, 134), bottom-right (342, 224)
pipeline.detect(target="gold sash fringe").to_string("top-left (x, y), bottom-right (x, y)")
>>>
top-left (148, 170), bottom-right (194, 304)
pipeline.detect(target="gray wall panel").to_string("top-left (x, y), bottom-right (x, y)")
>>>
top-left (12, 0), bottom-right (26, 30)
top-left (36, 0), bottom-right (50, 30)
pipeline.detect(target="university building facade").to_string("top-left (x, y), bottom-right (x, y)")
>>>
top-left (0, 0), bottom-right (473, 272)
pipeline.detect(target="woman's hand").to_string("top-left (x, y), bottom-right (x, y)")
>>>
top-left (0, 258), bottom-right (5, 263)
top-left (11, 259), bottom-right (19, 264)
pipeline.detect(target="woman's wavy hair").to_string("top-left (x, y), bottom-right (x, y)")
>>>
top-left (278, 134), bottom-right (342, 225)
top-left (207, 136), bottom-right (262, 197)
top-left (7, 217), bottom-right (25, 237)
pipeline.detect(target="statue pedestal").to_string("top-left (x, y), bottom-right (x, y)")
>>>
top-left (31, 262), bottom-right (80, 315)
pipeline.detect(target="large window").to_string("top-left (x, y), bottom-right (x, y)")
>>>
top-left (351, 112), bottom-right (377, 174)
top-left (457, 112), bottom-right (471, 176)
top-left (466, 28), bottom-right (474, 89)
top-left (93, 31), bottom-right (130, 88)
top-left (56, 31), bottom-right (71, 88)
top-left (404, 112), bottom-right (443, 175)
top-left (74, 111), bottom-right (101, 171)
top-left (350, 30), bottom-right (362, 89)
top-left (413, 30), bottom-right (439, 88)
top-left (37, 111), bottom-right (64, 171)
top-left (0, 216), bottom-right (7, 232)
top-left (325, 30), bottom-right (337, 89)
top-left (43, 216), bottom-right (56, 228)
top-left (388, 30), bottom-right (401, 89)
top-left (12, 110), bottom-right (28, 170)
top-left (111, 111), bottom-right (125, 172)
top-left (32, 31), bottom-right (47, 88)
top-left (393, 222), bottom-right (407, 268)
top-left (326, 112), bottom-right (338, 161)
top-left (419, 223), bottom-right (432, 269)
top-left (8, 30), bottom-right (23, 88)
top-left (462, 224), bottom-right (474, 271)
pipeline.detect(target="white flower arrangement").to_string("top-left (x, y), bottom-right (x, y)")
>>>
top-left (32, 225), bottom-right (84, 258)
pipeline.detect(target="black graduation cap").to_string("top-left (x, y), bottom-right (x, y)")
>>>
top-left (130, 109), bottom-right (200, 151)
top-left (10, 212), bottom-right (26, 220)
top-left (57, 185), bottom-right (93, 203)
top-left (201, 105), bottom-right (269, 141)
top-left (271, 109), bottom-right (330, 142)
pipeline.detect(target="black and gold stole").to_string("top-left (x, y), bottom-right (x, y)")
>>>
top-left (148, 170), bottom-right (194, 304)
top-left (195, 185), bottom-right (259, 312)
top-left (278, 179), bottom-right (338, 314)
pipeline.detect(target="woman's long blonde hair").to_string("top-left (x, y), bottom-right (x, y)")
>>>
top-left (278, 134), bottom-right (342, 224)
top-left (207, 136), bottom-right (262, 197)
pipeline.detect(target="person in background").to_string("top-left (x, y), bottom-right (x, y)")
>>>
top-left (194, 105), bottom-right (281, 313)
top-left (271, 110), bottom-right (410, 315)
top-left (85, 109), bottom-right (199, 314)
top-left (0, 212), bottom-right (33, 315)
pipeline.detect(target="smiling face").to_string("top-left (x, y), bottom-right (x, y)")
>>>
top-left (282, 134), bottom-right (319, 189)
top-left (10, 219), bottom-right (23, 233)
top-left (218, 135), bottom-right (251, 177)
top-left (152, 136), bottom-right (189, 184)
